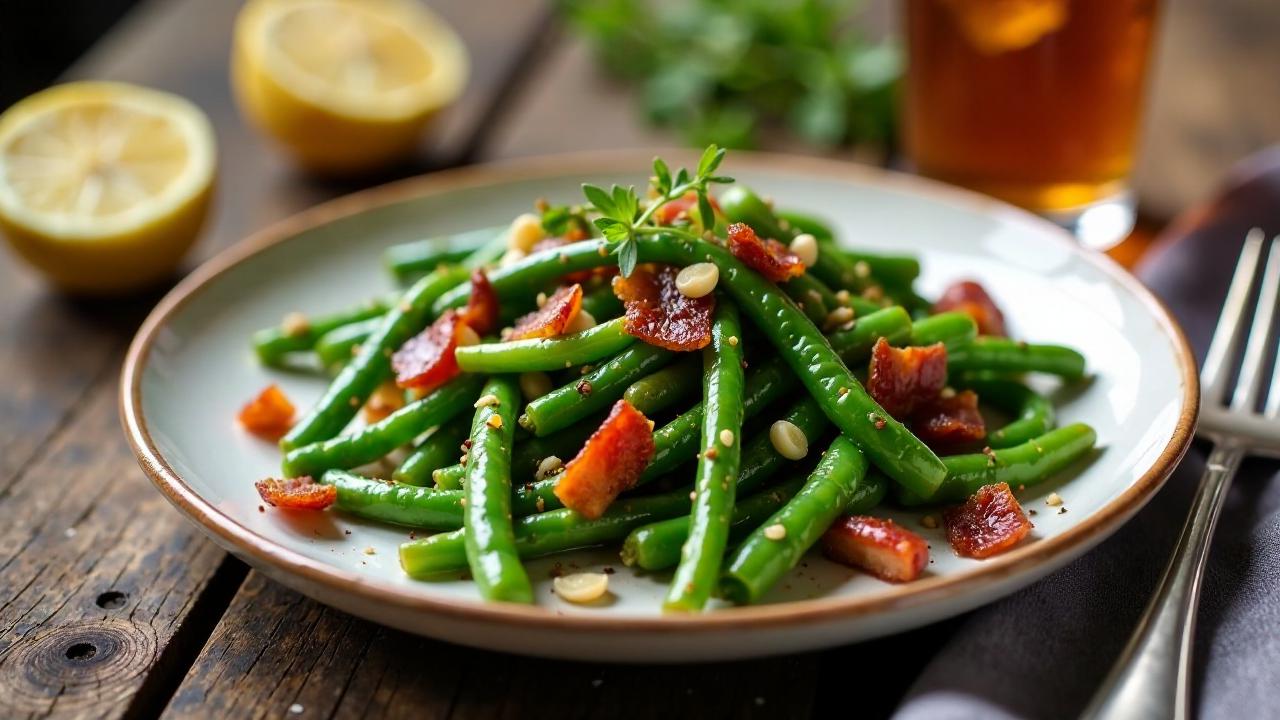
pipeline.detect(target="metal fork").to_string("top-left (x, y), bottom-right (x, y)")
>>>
top-left (1083, 229), bottom-right (1280, 720)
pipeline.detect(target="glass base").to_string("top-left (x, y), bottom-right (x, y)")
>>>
top-left (1039, 190), bottom-right (1137, 252)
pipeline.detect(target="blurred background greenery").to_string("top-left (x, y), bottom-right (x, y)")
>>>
top-left (563, 0), bottom-right (899, 151)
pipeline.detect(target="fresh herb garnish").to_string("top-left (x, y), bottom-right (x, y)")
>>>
top-left (582, 144), bottom-right (734, 277)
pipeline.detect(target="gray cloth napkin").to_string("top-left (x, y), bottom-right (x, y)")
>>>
top-left (894, 148), bottom-right (1280, 720)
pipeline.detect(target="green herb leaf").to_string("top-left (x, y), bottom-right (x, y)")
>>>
top-left (652, 157), bottom-right (672, 194)
top-left (582, 183), bottom-right (617, 217)
top-left (611, 184), bottom-right (638, 222)
top-left (697, 144), bottom-right (725, 178)
top-left (614, 239), bottom-right (638, 277)
top-left (696, 189), bottom-right (715, 231)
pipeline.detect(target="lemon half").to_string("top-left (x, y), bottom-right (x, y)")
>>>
top-left (0, 81), bottom-right (216, 293)
top-left (233, 0), bottom-right (469, 174)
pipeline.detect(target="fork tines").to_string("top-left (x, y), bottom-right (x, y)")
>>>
top-left (1199, 229), bottom-right (1280, 454)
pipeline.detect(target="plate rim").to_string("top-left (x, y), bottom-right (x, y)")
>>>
top-left (119, 148), bottom-right (1199, 633)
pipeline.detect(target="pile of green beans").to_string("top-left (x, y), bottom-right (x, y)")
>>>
top-left (250, 171), bottom-right (1097, 611)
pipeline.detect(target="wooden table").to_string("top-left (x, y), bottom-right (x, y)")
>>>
top-left (1, 1), bottom-right (1275, 718)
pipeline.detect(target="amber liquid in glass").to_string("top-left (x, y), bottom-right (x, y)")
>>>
top-left (904, 0), bottom-right (1158, 213)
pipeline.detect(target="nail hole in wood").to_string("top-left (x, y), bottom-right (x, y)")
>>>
top-left (96, 591), bottom-right (128, 609)
top-left (65, 643), bottom-right (97, 661)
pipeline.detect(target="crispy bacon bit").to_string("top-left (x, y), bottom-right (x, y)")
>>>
top-left (238, 384), bottom-right (295, 440)
top-left (613, 264), bottom-right (714, 351)
top-left (511, 284), bottom-right (583, 340)
top-left (727, 222), bottom-right (805, 282)
top-left (943, 482), bottom-right (1033, 559)
top-left (460, 269), bottom-right (499, 336)
top-left (867, 338), bottom-right (948, 419)
top-left (254, 476), bottom-right (336, 510)
top-left (934, 280), bottom-right (1007, 337)
top-left (392, 310), bottom-right (463, 392)
top-left (554, 400), bottom-right (655, 519)
top-left (914, 389), bottom-right (986, 446)
top-left (654, 191), bottom-right (718, 226)
top-left (363, 380), bottom-right (406, 423)
top-left (822, 516), bottom-right (930, 583)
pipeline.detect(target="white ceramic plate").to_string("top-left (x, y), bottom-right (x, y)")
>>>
top-left (121, 150), bottom-right (1197, 662)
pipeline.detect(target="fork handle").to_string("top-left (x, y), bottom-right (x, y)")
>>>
top-left (1081, 443), bottom-right (1244, 720)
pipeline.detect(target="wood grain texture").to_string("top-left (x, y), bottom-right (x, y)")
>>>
top-left (0, 373), bottom-right (242, 719)
top-left (164, 573), bottom-right (819, 720)
top-left (0, 0), bottom-right (554, 717)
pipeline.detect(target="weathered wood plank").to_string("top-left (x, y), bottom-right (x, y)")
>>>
top-left (164, 573), bottom-right (817, 720)
top-left (0, 373), bottom-right (240, 720)
top-left (0, 0), bottom-right (556, 717)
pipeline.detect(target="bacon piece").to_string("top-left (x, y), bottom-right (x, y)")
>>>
top-left (554, 400), bottom-right (656, 519)
top-left (654, 191), bottom-right (719, 226)
top-left (238, 384), bottom-right (295, 440)
top-left (460, 269), bottom-right (499, 336)
top-left (727, 222), bottom-right (804, 283)
top-left (254, 476), bottom-right (336, 510)
top-left (934, 280), bottom-right (1007, 337)
top-left (914, 389), bottom-right (986, 446)
top-left (392, 310), bottom-right (463, 392)
top-left (822, 516), bottom-right (930, 583)
top-left (511, 283), bottom-right (583, 340)
top-left (612, 264), bottom-right (714, 351)
top-left (363, 380), bottom-right (406, 423)
top-left (943, 482), bottom-right (1033, 559)
top-left (867, 337), bottom-right (948, 419)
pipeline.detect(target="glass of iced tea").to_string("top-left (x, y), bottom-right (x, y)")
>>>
top-left (903, 0), bottom-right (1160, 248)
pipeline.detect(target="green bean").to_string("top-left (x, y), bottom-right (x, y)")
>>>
top-left (809, 241), bottom-right (875, 294)
top-left (446, 237), bottom-right (946, 495)
top-left (773, 210), bottom-right (923, 287)
top-left (580, 284), bottom-right (625, 320)
top-left (947, 337), bottom-right (1087, 380)
top-left (454, 317), bottom-right (636, 373)
top-left (433, 240), bottom-right (612, 314)
top-left (282, 265), bottom-right (471, 450)
top-left (909, 311), bottom-right (978, 349)
top-left (432, 463), bottom-right (465, 491)
top-left (520, 342), bottom-right (672, 436)
top-left (896, 423), bottom-right (1097, 506)
top-left (623, 477), bottom-right (806, 571)
top-left (665, 302), bottom-right (745, 612)
top-left (960, 378), bottom-right (1056, 449)
top-left (623, 444), bottom-right (888, 573)
top-left (623, 393), bottom-right (833, 571)
top-left (511, 305), bottom-right (915, 516)
top-left (718, 185), bottom-right (790, 241)
top-left (772, 209), bottom-right (834, 240)
top-left (282, 375), bottom-right (484, 477)
top-left (720, 435), bottom-right (869, 604)
top-left (319, 470), bottom-right (463, 529)
top-left (782, 274), bottom-right (832, 325)
top-left (400, 487), bottom-right (693, 577)
top-left (827, 306), bottom-right (913, 358)
top-left (383, 226), bottom-right (505, 283)
top-left (634, 236), bottom-right (947, 498)
top-left (314, 316), bottom-right (382, 374)
top-left (462, 376), bottom-right (532, 603)
top-left (846, 469), bottom-right (889, 514)
top-left (510, 354), bottom-right (785, 517)
top-left (393, 422), bottom-right (472, 486)
top-left (251, 294), bottom-right (394, 366)
top-left (623, 356), bottom-right (701, 415)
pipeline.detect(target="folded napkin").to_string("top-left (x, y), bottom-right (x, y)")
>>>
top-left (894, 148), bottom-right (1280, 720)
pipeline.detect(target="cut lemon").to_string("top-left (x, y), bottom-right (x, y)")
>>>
top-left (0, 81), bottom-right (216, 293)
top-left (233, 0), bottom-right (468, 174)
